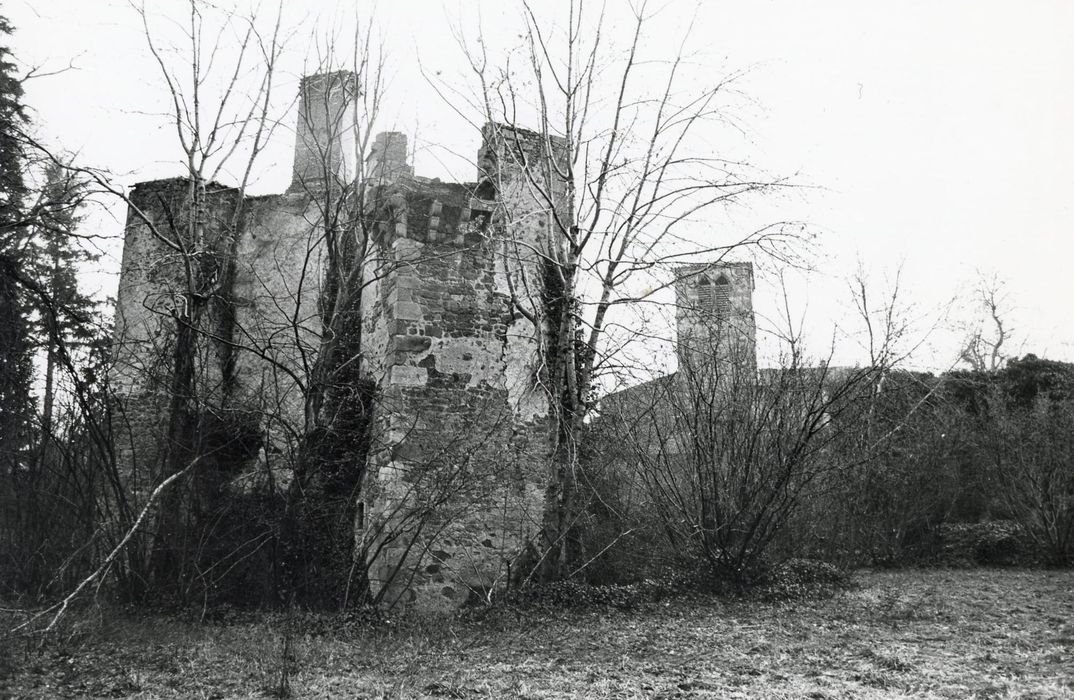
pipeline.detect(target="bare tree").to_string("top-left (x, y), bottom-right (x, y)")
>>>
top-left (985, 395), bottom-right (1074, 565)
top-left (111, 5), bottom-right (405, 606)
top-left (832, 262), bottom-right (962, 562)
top-left (108, 7), bottom-right (517, 610)
top-left (596, 313), bottom-right (880, 584)
top-left (436, 0), bottom-right (803, 578)
top-left (0, 11), bottom-right (127, 605)
top-left (94, 0), bottom-right (291, 598)
top-left (959, 272), bottom-right (1014, 373)
top-left (263, 27), bottom-right (392, 607)
top-left (0, 156), bottom-right (115, 599)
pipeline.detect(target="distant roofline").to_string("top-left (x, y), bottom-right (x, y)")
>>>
top-left (676, 261), bottom-right (754, 270)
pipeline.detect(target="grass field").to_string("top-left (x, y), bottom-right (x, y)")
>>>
top-left (2, 569), bottom-right (1072, 698)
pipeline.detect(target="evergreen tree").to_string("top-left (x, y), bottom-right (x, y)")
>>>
top-left (0, 13), bottom-right (114, 597)
top-left (0, 13), bottom-right (34, 475)
top-left (25, 161), bottom-right (98, 443)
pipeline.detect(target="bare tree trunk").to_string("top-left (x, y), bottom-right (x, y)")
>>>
top-left (443, 0), bottom-right (801, 580)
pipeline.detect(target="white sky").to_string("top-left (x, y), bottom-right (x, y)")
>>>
top-left (7, 0), bottom-right (1074, 372)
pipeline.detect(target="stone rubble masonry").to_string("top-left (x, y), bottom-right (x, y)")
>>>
top-left (367, 131), bottom-right (413, 181)
top-left (358, 123), bottom-right (568, 611)
top-left (111, 71), bottom-right (564, 611)
top-left (675, 261), bottom-right (758, 378)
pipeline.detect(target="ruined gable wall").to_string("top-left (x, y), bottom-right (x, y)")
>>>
top-left (112, 174), bottom-right (332, 482)
top-left (111, 178), bottom-right (244, 497)
top-left (360, 173), bottom-right (553, 610)
top-left (227, 192), bottom-right (330, 485)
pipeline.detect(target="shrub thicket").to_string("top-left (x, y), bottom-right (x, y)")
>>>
top-left (582, 355), bottom-right (1073, 586)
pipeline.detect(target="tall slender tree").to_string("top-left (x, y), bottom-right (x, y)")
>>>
top-left (24, 161), bottom-right (98, 461)
top-left (0, 13), bottom-right (34, 479)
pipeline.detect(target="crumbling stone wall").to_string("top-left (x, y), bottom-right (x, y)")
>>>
top-left (112, 72), bottom-right (561, 610)
top-left (227, 191), bottom-right (330, 485)
top-left (113, 179), bottom-right (332, 482)
top-left (112, 178), bottom-right (248, 496)
top-left (358, 128), bottom-right (564, 610)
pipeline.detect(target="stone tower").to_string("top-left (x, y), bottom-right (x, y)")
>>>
top-left (675, 262), bottom-right (757, 379)
top-left (356, 124), bottom-right (566, 610)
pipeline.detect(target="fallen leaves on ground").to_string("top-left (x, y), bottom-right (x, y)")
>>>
top-left (1, 569), bottom-right (1071, 699)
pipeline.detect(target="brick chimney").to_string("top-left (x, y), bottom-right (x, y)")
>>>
top-left (290, 71), bottom-right (358, 191)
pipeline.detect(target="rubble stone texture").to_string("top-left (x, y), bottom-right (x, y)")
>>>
top-left (112, 72), bottom-right (561, 610)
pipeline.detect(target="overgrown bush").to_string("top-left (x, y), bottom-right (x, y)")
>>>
top-left (487, 556), bottom-right (852, 610)
top-left (583, 356), bottom-right (1074, 580)
top-left (593, 337), bottom-right (882, 587)
top-left (495, 578), bottom-right (674, 611)
top-left (752, 558), bottom-right (854, 601)
top-left (928, 521), bottom-right (1037, 567)
top-left (948, 357), bottom-right (1074, 567)
top-left (813, 372), bottom-right (963, 567)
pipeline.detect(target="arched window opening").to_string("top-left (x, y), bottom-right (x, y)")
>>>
top-left (714, 275), bottom-right (731, 319)
top-left (696, 275), bottom-right (714, 310)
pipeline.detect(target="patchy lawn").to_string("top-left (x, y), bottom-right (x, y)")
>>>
top-left (2, 569), bottom-right (1072, 699)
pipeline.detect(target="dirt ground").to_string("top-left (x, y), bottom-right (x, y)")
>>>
top-left (2, 569), bottom-right (1072, 699)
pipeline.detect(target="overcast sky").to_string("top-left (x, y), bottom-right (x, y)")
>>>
top-left (7, 0), bottom-right (1074, 372)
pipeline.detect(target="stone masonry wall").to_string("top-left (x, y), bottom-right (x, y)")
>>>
top-left (227, 191), bottom-right (329, 489)
top-left (359, 147), bottom-right (557, 610)
top-left (675, 262), bottom-right (757, 377)
top-left (112, 72), bottom-right (562, 611)
top-left (113, 175), bottom-right (331, 486)
top-left (112, 178), bottom-right (245, 499)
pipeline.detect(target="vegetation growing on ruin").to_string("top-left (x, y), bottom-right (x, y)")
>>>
top-left (0, 0), bottom-right (1070, 658)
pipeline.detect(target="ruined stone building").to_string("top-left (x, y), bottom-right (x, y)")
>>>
top-left (110, 70), bottom-right (757, 609)
top-left (112, 71), bottom-right (565, 610)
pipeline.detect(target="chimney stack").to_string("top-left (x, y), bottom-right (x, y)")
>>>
top-left (290, 71), bottom-right (358, 191)
top-left (367, 132), bottom-right (412, 181)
